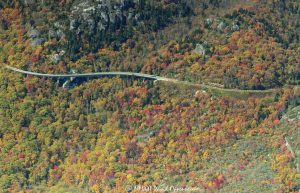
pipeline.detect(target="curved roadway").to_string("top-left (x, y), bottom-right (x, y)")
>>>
top-left (5, 65), bottom-right (159, 80)
top-left (4, 65), bottom-right (276, 94)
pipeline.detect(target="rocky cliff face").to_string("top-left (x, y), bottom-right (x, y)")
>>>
top-left (69, 0), bottom-right (138, 32)
top-left (17, 0), bottom-right (192, 59)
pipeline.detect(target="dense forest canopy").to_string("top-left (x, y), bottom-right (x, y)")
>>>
top-left (0, 0), bottom-right (300, 192)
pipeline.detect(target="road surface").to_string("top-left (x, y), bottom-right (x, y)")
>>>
top-left (4, 65), bottom-right (276, 95)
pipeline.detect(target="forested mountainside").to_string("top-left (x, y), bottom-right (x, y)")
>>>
top-left (0, 0), bottom-right (300, 192)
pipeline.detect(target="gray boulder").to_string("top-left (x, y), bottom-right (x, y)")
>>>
top-left (217, 21), bottom-right (226, 31)
top-left (194, 44), bottom-right (206, 55)
top-left (50, 54), bottom-right (62, 64)
top-left (56, 30), bottom-right (65, 40)
top-left (134, 13), bottom-right (140, 21)
top-left (87, 19), bottom-right (96, 31)
top-left (231, 24), bottom-right (240, 31)
top-left (205, 18), bottom-right (213, 25)
top-left (109, 12), bottom-right (116, 23)
top-left (28, 28), bottom-right (45, 46)
top-left (97, 22), bottom-right (106, 31)
top-left (48, 29), bottom-right (57, 38)
top-left (101, 12), bottom-right (109, 22)
top-left (29, 29), bottom-right (39, 39)
top-left (70, 19), bottom-right (77, 30)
